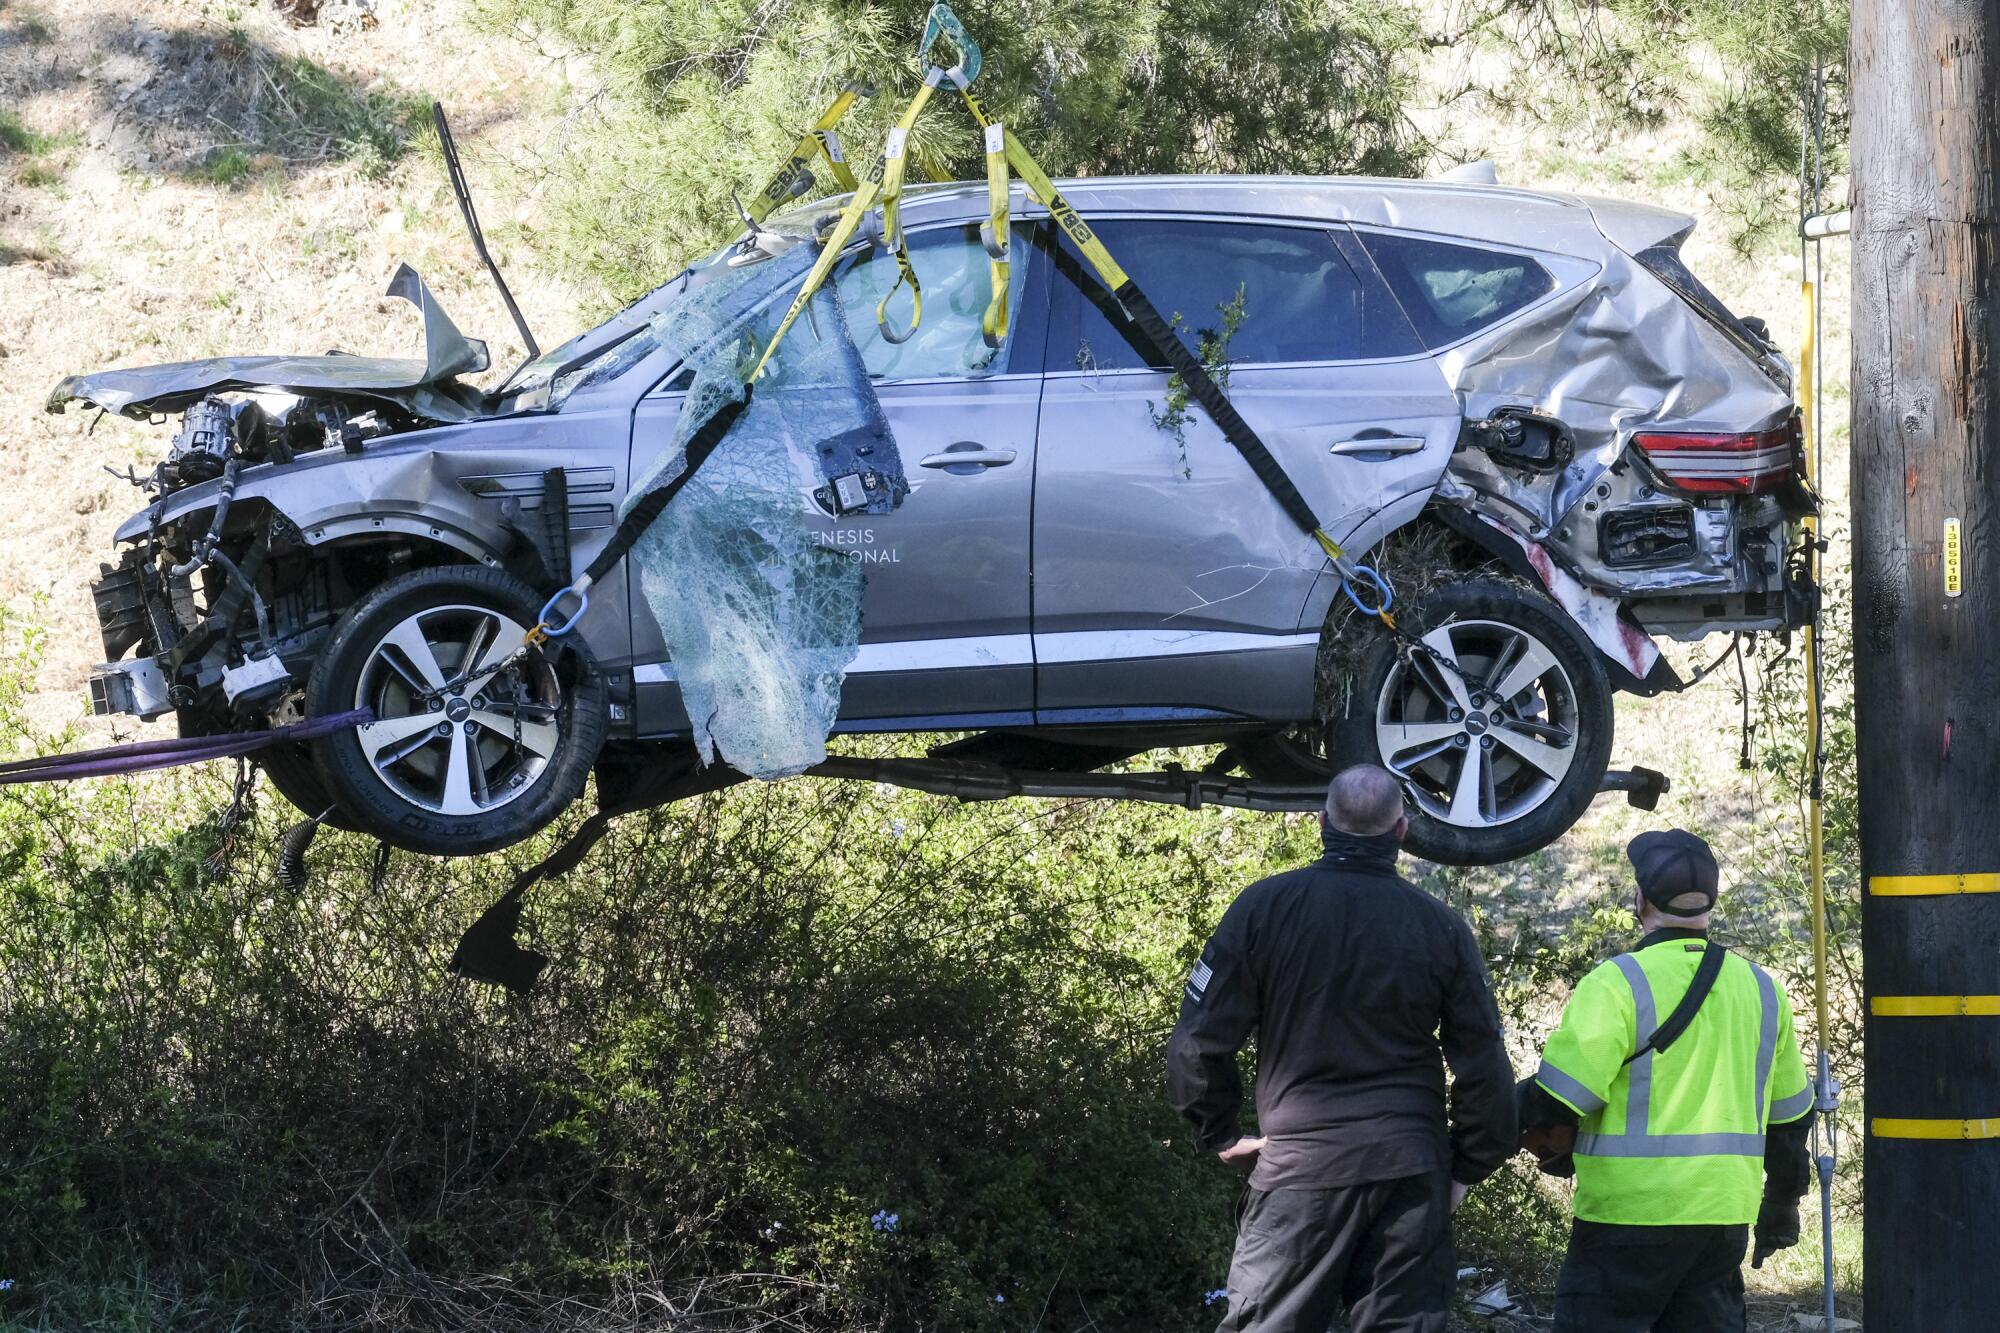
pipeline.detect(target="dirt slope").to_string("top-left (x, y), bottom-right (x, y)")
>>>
top-left (0, 0), bottom-right (583, 734)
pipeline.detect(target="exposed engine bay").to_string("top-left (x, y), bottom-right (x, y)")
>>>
top-left (66, 266), bottom-right (503, 726)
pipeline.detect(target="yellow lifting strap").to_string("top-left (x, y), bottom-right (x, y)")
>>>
top-left (747, 85), bottom-right (870, 224)
top-left (742, 3), bottom-right (1354, 591)
top-left (749, 73), bottom-right (943, 382)
top-left (1799, 273), bottom-right (1831, 1070)
top-left (874, 79), bottom-right (941, 344)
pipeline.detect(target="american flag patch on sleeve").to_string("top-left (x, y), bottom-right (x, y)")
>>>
top-left (1185, 958), bottom-right (1214, 1002)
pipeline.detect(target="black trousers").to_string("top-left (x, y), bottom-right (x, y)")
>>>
top-left (1216, 1173), bottom-right (1454, 1333)
top-left (1552, 1219), bottom-right (1748, 1333)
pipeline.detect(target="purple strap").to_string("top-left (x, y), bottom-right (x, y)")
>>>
top-left (0, 708), bottom-right (374, 785)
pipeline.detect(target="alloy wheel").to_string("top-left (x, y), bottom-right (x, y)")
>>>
top-left (1375, 617), bottom-right (1580, 828)
top-left (350, 605), bottom-right (562, 816)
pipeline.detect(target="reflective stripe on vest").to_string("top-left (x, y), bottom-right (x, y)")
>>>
top-left (1574, 1131), bottom-right (1767, 1157)
top-left (1610, 953), bottom-right (1657, 1134)
top-left (1574, 948), bottom-right (1780, 1161)
top-left (1536, 1058), bottom-right (1607, 1114)
top-left (1753, 962), bottom-right (1779, 1125)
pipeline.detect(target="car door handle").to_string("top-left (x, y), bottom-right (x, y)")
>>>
top-left (919, 447), bottom-right (1017, 469)
top-left (1329, 435), bottom-right (1427, 456)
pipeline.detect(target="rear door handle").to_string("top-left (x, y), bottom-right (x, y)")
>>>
top-left (1329, 435), bottom-right (1427, 456)
top-left (919, 446), bottom-right (1018, 470)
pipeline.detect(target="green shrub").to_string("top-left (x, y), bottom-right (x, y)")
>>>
top-left (203, 146), bottom-right (255, 187)
top-left (261, 53), bottom-right (429, 178)
top-left (0, 632), bottom-right (1324, 1331)
top-left (0, 110), bottom-right (51, 156)
top-left (476, 0), bottom-right (1430, 301)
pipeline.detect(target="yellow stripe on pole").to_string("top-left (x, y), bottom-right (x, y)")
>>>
top-left (1873, 995), bottom-right (2000, 1017)
top-left (1873, 1117), bottom-right (2000, 1140)
top-left (1868, 873), bottom-right (2000, 896)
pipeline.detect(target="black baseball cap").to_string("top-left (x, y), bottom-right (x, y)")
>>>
top-left (1626, 829), bottom-right (1719, 917)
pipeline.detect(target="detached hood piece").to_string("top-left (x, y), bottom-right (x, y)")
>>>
top-left (45, 264), bottom-right (491, 423)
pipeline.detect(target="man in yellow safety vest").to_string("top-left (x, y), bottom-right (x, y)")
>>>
top-left (1521, 829), bottom-right (1815, 1332)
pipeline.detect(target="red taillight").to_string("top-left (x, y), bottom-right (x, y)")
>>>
top-left (1633, 417), bottom-right (1803, 495)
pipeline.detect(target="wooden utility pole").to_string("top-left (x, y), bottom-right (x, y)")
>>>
top-left (1852, 1), bottom-right (2000, 1327)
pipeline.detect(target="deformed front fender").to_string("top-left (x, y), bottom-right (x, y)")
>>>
top-left (115, 445), bottom-right (516, 564)
top-left (109, 419), bottom-right (637, 667)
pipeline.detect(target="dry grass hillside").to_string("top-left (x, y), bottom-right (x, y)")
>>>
top-left (1, 0), bottom-right (586, 735)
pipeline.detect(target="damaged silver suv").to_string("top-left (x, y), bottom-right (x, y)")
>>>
top-left (54, 174), bottom-right (1811, 865)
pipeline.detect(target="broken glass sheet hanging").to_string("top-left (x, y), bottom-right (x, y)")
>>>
top-left (624, 238), bottom-right (907, 779)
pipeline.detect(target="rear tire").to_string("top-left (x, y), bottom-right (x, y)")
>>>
top-left (305, 566), bottom-right (606, 856)
top-left (1331, 577), bottom-right (1612, 865)
top-left (1243, 576), bottom-right (1613, 865)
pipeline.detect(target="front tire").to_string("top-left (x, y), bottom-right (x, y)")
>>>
top-left (305, 566), bottom-right (606, 856)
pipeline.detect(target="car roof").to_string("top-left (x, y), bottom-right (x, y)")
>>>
top-left (783, 173), bottom-right (1692, 257)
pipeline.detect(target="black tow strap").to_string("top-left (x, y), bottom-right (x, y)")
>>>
top-left (1624, 942), bottom-right (1729, 1065)
top-left (1106, 279), bottom-right (1327, 543)
top-left (448, 756), bottom-right (749, 993)
top-left (577, 390), bottom-right (753, 591)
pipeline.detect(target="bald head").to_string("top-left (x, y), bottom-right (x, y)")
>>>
top-left (1324, 764), bottom-right (1407, 836)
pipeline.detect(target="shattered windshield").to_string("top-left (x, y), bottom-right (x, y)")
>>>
top-left (621, 238), bottom-right (910, 779)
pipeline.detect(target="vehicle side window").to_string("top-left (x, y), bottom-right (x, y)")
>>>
top-left (1051, 218), bottom-right (1419, 372)
top-left (834, 223), bottom-right (1029, 381)
top-left (1356, 231), bottom-right (1556, 348)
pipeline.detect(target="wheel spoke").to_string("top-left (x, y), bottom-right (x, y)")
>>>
top-left (439, 728), bottom-right (478, 815)
top-left (459, 617), bottom-right (531, 700)
top-left (1487, 636), bottom-right (1559, 706)
top-left (1447, 746), bottom-right (1489, 824)
top-left (379, 617), bottom-right (448, 692)
top-left (1386, 737), bottom-right (1458, 773)
top-left (357, 712), bottom-right (444, 763)
top-left (1378, 719), bottom-right (1466, 762)
top-left (1502, 715), bottom-right (1571, 744)
top-left (1491, 721), bottom-right (1575, 781)
top-left (1415, 626), bottom-right (1474, 710)
top-left (457, 613), bottom-right (497, 685)
top-left (471, 709), bottom-right (559, 758)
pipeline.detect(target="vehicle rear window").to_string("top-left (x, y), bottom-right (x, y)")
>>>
top-left (1632, 242), bottom-right (1773, 361)
top-left (1356, 231), bottom-right (1556, 348)
top-left (1052, 218), bottom-right (1422, 371)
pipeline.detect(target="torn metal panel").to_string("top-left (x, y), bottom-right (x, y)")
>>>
top-left (47, 264), bottom-right (489, 422)
top-left (1429, 241), bottom-right (1794, 597)
top-left (1478, 515), bottom-right (1662, 684)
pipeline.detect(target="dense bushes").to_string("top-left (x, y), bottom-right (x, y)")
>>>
top-left (0, 586), bottom-right (1856, 1326)
top-left (0, 665), bottom-right (1321, 1329)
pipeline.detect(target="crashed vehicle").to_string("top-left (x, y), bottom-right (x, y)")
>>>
top-left (54, 174), bottom-right (1811, 865)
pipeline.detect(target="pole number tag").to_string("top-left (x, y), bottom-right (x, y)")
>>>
top-left (1946, 517), bottom-right (1963, 598)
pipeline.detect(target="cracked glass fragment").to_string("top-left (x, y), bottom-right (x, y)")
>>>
top-left (624, 240), bottom-right (908, 779)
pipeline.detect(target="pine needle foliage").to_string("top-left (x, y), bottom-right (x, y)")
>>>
top-left (479, 0), bottom-right (1430, 302)
top-left (1437, 0), bottom-right (1848, 247)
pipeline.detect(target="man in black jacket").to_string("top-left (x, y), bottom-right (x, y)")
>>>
top-left (1168, 764), bottom-right (1516, 1333)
